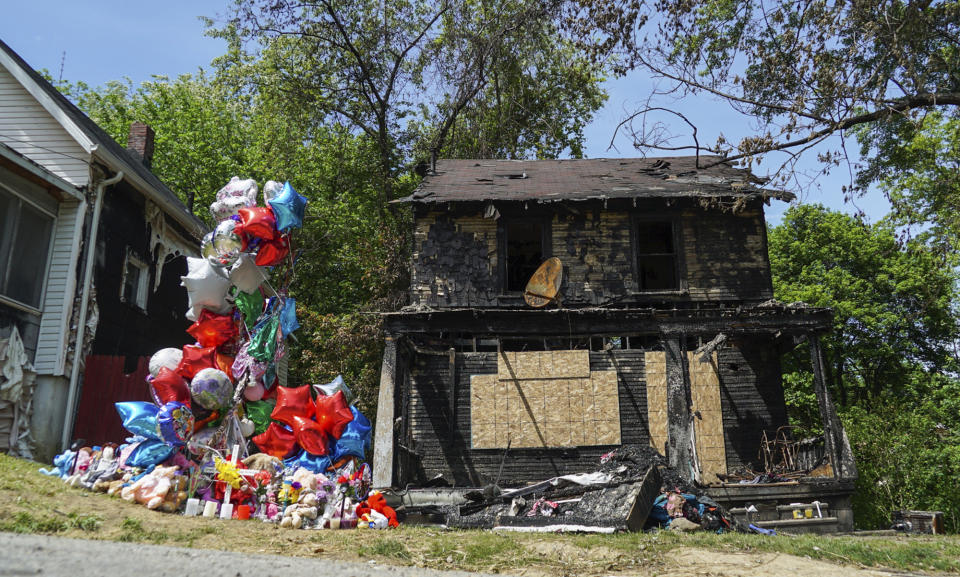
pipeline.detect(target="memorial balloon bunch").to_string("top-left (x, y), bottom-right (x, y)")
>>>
top-left (43, 177), bottom-right (382, 528)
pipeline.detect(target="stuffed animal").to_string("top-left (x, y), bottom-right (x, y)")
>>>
top-left (357, 491), bottom-right (399, 528)
top-left (243, 453), bottom-right (281, 472)
top-left (158, 473), bottom-right (189, 513)
top-left (279, 503), bottom-right (318, 529)
top-left (120, 465), bottom-right (180, 509)
top-left (39, 450), bottom-right (76, 479)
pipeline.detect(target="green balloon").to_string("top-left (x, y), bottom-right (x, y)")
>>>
top-left (235, 290), bottom-right (264, 330)
top-left (244, 399), bottom-right (276, 436)
top-left (249, 315), bottom-right (280, 362)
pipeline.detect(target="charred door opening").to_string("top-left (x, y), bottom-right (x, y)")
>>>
top-left (504, 220), bottom-right (544, 292)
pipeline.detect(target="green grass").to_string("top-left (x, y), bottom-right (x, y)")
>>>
top-left (117, 517), bottom-right (169, 544)
top-left (357, 537), bottom-right (411, 560)
top-left (0, 511), bottom-right (102, 534)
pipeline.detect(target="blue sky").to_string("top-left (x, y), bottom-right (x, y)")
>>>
top-left (0, 1), bottom-right (889, 224)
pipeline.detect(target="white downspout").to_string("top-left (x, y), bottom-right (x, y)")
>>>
top-left (60, 170), bottom-right (124, 450)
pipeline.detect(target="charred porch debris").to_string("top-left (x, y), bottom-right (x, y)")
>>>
top-left (375, 157), bottom-right (857, 533)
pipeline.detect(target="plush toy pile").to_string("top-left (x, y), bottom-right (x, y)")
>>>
top-left (41, 177), bottom-right (387, 529)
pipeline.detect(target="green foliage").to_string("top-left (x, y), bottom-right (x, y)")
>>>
top-left (769, 204), bottom-right (959, 411)
top-left (843, 402), bottom-right (960, 532)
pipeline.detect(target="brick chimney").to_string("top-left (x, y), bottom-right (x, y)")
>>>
top-left (127, 121), bottom-right (155, 169)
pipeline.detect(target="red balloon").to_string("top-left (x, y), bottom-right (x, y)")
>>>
top-left (187, 310), bottom-right (238, 348)
top-left (237, 207), bottom-right (277, 241)
top-left (150, 367), bottom-right (191, 406)
top-left (252, 422), bottom-right (297, 459)
top-left (292, 415), bottom-right (330, 456)
top-left (176, 345), bottom-right (217, 380)
top-left (270, 385), bottom-right (315, 427)
top-left (254, 235), bottom-right (289, 267)
top-left (216, 353), bottom-right (236, 381)
top-left (314, 390), bottom-right (354, 440)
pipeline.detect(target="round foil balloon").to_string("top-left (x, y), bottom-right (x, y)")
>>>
top-left (212, 219), bottom-right (243, 267)
top-left (200, 232), bottom-right (219, 266)
top-left (156, 402), bottom-right (194, 447)
top-left (190, 368), bottom-right (234, 410)
top-left (149, 348), bottom-right (183, 377)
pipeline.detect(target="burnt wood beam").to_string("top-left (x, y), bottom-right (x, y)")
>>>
top-left (373, 334), bottom-right (399, 488)
top-left (664, 336), bottom-right (696, 480)
top-left (809, 335), bottom-right (858, 481)
top-left (382, 307), bottom-right (832, 337)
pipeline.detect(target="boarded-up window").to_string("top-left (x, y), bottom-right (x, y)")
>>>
top-left (471, 350), bottom-right (621, 449)
top-left (635, 221), bottom-right (677, 290)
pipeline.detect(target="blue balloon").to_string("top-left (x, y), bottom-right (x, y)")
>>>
top-left (116, 402), bottom-right (161, 440)
top-left (333, 406), bottom-right (371, 461)
top-left (279, 298), bottom-right (300, 337)
top-left (126, 439), bottom-right (174, 468)
top-left (284, 449), bottom-right (331, 474)
top-left (156, 402), bottom-right (194, 447)
top-left (267, 182), bottom-right (307, 231)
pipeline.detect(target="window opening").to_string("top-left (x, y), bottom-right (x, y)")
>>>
top-left (505, 220), bottom-right (544, 292)
top-left (636, 221), bottom-right (677, 290)
top-left (121, 248), bottom-right (149, 311)
top-left (0, 187), bottom-right (54, 309)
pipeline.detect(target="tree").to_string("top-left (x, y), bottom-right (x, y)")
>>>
top-left (769, 204), bottom-right (959, 409)
top-left (561, 1), bottom-right (960, 205)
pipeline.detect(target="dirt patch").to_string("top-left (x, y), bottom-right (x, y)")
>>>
top-left (663, 547), bottom-right (896, 577)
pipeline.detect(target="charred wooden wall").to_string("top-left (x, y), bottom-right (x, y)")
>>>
top-left (397, 338), bottom-right (786, 486)
top-left (400, 349), bottom-right (649, 486)
top-left (408, 200), bottom-right (773, 308)
top-left (92, 181), bottom-right (192, 367)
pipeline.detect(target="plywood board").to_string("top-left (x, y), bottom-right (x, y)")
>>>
top-left (687, 351), bottom-right (727, 483)
top-left (644, 351), bottom-right (668, 455)
top-left (471, 351), bottom-right (620, 449)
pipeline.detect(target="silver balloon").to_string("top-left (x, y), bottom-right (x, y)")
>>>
top-left (312, 374), bottom-right (354, 405)
top-left (212, 220), bottom-right (243, 267)
top-left (200, 232), bottom-right (219, 266)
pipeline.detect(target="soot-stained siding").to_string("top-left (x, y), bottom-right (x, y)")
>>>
top-left (718, 338), bottom-right (788, 470)
top-left (401, 349), bottom-right (649, 486)
top-left (92, 183), bottom-right (191, 363)
top-left (409, 201), bottom-right (773, 308)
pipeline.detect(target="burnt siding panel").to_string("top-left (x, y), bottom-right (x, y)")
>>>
top-left (553, 210), bottom-right (635, 305)
top-left (403, 349), bottom-right (649, 487)
top-left (409, 211), bottom-right (499, 307)
top-left (682, 209), bottom-right (773, 301)
top-left (717, 340), bottom-right (788, 471)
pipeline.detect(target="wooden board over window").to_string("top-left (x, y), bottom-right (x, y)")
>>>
top-left (471, 350), bottom-right (620, 449)
top-left (644, 350), bottom-right (727, 484)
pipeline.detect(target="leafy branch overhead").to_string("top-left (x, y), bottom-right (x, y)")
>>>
top-left (562, 0), bottom-right (959, 194)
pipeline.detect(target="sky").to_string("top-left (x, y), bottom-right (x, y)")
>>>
top-left (0, 1), bottom-right (890, 225)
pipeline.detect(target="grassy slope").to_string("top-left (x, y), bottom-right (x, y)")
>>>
top-left (2, 453), bottom-right (959, 576)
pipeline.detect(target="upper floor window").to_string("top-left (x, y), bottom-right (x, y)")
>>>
top-left (504, 219), bottom-right (547, 292)
top-left (635, 220), bottom-right (678, 290)
top-left (0, 186), bottom-right (54, 310)
top-left (120, 248), bottom-right (150, 311)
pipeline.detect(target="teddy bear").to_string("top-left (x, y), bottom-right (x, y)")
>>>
top-left (242, 453), bottom-right (282, 472)
top-left (120, 465), bottom-right (180, 509)
top-left (158, 473), bottom-right (189, 513)
top-left (279, 503), bottom-right (318, 529)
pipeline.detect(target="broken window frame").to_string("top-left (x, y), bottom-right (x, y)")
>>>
top-left (120, 246), bottom-right (150, 312)
top-left (498, 215), bottom-right (552, 294)
top-left (631, 215), bottom-right (683, 293)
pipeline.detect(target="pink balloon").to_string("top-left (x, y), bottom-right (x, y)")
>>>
top-left (243, 382), bottom-right (265, 401)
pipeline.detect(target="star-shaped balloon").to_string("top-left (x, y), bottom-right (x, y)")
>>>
top-left (332, 405), bottom-right (372, 461)
top-left (270, 385), bottom-right (315, 427)
top-left (235, 290), bottom-right (264, 329)
top-left (236, 206), bottom-right (277, 241)
top-left (284, 450), bottom-right (331, 474)
top-left (251, 422), bottom-right (297, 459)
top-left (150, 367), bottom-right (191, 407)
top-left (229, 254), bottom-right (268, 294)
top-left (116, 401), bottom-right (161, 440)
top-left (248, 315), bottom-right (280, 362)
top-left (176, 345), bottom-right (217, 380)
top-left (314, 390), bottom-right (354, 441)
top-left (292, 415), bottom-right (331, 456)
top-left (267, 181), bottom-right (307, 231)
top-left (181, 257), bottom-right (231, 316)
top-left (313, 374), bottom-right (354, 405)
top-left (254, 235), bottom-right (289, 267)
top-left (279, 298), bottom-right (300, 337)
top-left (187, 310), bottom-right (237, 348)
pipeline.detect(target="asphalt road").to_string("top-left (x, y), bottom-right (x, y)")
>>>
top-left (0, 533), bottom-right (497, 577)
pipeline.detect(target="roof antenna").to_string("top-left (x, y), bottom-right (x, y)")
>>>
top-left (57, 51), bottom-right (66, 88)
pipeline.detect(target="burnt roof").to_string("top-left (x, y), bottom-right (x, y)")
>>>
top-left (395, 157), bottom-right (794, 205)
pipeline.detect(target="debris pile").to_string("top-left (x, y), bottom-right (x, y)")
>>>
top-left (40, 177), bottom-right (387, 530)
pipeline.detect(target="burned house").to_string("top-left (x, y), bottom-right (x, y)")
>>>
top-left (373, 157), bottom-right (857, 532)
